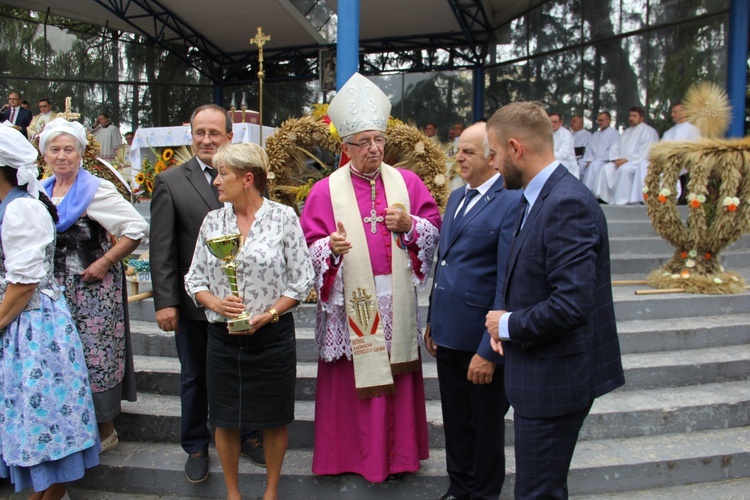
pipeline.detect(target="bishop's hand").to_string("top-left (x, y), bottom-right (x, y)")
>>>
top-left (385, 206), bottom-right (412, 233)
top-left (330, 220), bottom-right (352, 256)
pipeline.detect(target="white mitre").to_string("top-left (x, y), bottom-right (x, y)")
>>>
top-left (327, 72), bottom-right (391, 137)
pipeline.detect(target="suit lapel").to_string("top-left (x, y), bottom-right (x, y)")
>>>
top-left (185, 158), bottom-right (222, 210)
top-left (504, 165), bottom-right (568, 299)
top-left (445, 176), bottom-right (504, 250)
top-left (440, 189), bottom-right (462, 256)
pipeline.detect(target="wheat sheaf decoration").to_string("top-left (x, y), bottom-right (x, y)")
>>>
top-left (265, 104), bottom-right (449, 211)
top-left (644, 82), bottom-right (750, 294)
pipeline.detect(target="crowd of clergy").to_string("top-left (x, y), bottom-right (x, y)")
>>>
top-left (424, 102), bottom-right (700, 205)
top-left (552, 103), bottom-right (700, 204)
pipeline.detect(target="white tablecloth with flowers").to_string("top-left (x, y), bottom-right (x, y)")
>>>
top-left (128, 123), bottom-right (276, 174)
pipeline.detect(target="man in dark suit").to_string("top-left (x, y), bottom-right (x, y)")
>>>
top-left (150, 104), bottom-right (263, 483)
top-left (485, 102), bottom-right (625, 499)
top-left (1, 91), bottom-right (33, 138)
top-left (426, 122), bottom-right (521, 500)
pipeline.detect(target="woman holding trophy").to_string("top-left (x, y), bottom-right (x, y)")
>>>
top-left (185, 142), bottom-right (314, 500)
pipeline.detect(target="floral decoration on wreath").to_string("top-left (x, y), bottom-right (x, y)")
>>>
top-left (134, 146), bottom-right (192, 199)
top-left (644, 82), bottom-right (750, 294)
top-left (35, 131), bottom-right (133, 201)
top-left (265, 103), bottom-right (450, 211)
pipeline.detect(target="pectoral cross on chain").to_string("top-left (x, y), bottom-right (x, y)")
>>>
top-left (364, 209), bottom-right (384, 234)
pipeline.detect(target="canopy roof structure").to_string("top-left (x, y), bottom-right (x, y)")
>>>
top-left (1, 0), bottom-right (549, 83)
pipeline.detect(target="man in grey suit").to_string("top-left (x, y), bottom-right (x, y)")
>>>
top-left (150, 104), bottom-right (264, 483)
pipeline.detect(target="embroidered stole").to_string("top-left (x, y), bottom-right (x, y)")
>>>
top-left (330, 163), bottom-right (419, 398)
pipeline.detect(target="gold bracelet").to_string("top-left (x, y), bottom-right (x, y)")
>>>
top-left (102, 254), bottom-right (115, 266)
top-left (266, 308), bottom-right (280, 323)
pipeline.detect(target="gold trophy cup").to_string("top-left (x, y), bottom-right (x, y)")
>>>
top-left (206, 234), bottom-right (253, 334)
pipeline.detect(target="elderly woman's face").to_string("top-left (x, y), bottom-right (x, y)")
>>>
top-left (45, 134), bottom-right (82, 180)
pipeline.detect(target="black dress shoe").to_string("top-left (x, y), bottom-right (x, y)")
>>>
top-left (439, 493), bottom-right (470, 500)
top-left (241, 435), bottom-right (267, 467)
top-left (185, 450), bottom-right (209, 483)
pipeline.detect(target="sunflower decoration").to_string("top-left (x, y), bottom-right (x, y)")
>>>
top-left (644, 81), bottom-right (750, 294)
top-left (265, 104), bottom-right (449, 211)
top-left (35, 130), bottom-right (133, 201)
top-left (134, 146), bottom-right (192, 198)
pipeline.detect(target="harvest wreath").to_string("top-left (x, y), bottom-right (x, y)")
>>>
top-left (264, 104), bottom-right (450, 211)
top-left (644, 82), bottom-right (750, 294)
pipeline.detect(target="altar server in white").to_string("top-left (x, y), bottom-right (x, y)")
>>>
top-left (26, 98), bottom-right (56, 141)
top-left (91, 113), bottom-right (122, 161)
top-left (582, 112), bottom-right (620, 192)
top-left (549, 112), bottom-right (579, 178)
top-left (629, 102), bottom-right (702, 203)
top-left (662, 103), bottom-right (701, 142)
top-left (570, 115), bottom-right (592, 178)
top-left (594, 107), bottom-right (658, 204)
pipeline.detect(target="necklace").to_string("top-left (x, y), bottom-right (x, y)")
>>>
top-left (350, 166), bottom-right (383, 234)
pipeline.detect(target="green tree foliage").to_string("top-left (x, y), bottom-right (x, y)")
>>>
top-left (0, 6), bottom-right (213, 130)
top-left (391, 72), bottom-right (472, 140)
top-left (484, 0), bottom-right (729, 132)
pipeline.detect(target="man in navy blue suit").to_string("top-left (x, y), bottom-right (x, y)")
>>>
top-left (426, 122), bottom-right (521, 500)
top-left (485, 102), bottom-right (625, 499)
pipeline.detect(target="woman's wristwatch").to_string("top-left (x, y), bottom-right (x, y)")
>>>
top-left (266, 307), bottom-right (280, 323)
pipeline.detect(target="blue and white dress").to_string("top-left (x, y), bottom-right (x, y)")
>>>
top-left (0, 189), bottom-right (100, 492)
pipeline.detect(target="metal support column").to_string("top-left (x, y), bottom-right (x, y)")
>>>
top-left (213, 84), bottom-right (224, 107)
top-left (727, 0), bottom-right (749, 138)
top-left (336, 0), bottom-right (360, 89)
top-left (472, 66), bottom-right (485, 122)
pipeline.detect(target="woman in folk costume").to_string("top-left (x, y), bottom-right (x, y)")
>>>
top-left (0, 125), bottom-right (99, 499)
top-left (300, 72), bottom-right (441, 482)
top-left (39, 118), bottom-right (148, 452)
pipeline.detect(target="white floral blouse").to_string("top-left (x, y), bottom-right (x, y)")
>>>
top-left (185, 199), bottom-right (314, 323)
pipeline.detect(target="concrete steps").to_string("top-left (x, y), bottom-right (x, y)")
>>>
top-left (130, 338), bottom-right (750, 399)
top-left (68, 204), bottom-right (750, 498)
top-left (115, 377), bottom-right (750, 449)
top-left (70, 426), bottom-right (750, 499)
top-left (60, 477), bottom-right (750, 500)
top-left (130, 312), bottom-right (750, 360)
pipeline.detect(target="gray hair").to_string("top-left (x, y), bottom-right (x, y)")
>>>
top-left (41, 130), bottom-right (86, 156)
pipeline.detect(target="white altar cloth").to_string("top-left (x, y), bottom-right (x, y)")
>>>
top-left (128, 123), bottom-right (276, 173)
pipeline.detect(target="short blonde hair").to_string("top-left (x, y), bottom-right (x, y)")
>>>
top-left (487, 101), bottom-right (553, 155)
top-left (213, 142), bottom-right (269, 193)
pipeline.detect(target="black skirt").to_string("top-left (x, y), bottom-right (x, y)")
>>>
top-left (206, 314), bottom-right (296, 429)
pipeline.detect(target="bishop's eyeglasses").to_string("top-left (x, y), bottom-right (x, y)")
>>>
top-left (345, 136), bottom-right (387, 150)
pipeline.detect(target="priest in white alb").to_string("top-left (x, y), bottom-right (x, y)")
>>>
top-left (630, 102), bottom-right (702, 203)
top-left (91, 113), bottom-right (122, 161)
top-left (549, 112), bottom-right (579, 178)
top-left (582, 111), bottom-right (620, 192)
top-left (593, 106), bottom-right (659, 204)
top-left (26, 98), bottom-right (56, 141)
top-left (662, 102), bottom-right (701, 142)
top-left (299, 72), bottom-right (441, 483)
top-left (570, 114), bottom-right (592, 178)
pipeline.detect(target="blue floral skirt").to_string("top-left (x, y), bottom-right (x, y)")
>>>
top-left (0, 293), bottom-right (100, 492)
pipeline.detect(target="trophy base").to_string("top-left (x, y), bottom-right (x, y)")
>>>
top-left (228, 316), bottom-right (253, 334)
